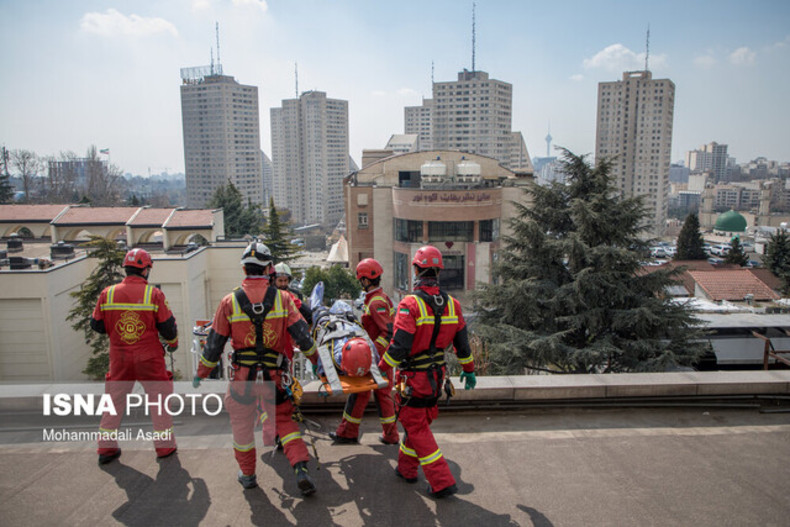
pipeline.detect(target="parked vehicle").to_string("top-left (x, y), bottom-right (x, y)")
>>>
top-left (710, 244), bottom-right (732, 256)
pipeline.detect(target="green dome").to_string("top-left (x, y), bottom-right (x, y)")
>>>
top-left (714, 210), bottom-right (747, 232)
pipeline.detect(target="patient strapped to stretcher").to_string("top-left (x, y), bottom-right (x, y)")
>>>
top-left (309, 282), bottom-right (389, 395)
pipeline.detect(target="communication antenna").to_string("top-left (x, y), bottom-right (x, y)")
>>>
top-left (295, 62), bottom-right (299, 98)
top-left (216, 22), bottom-right (222, 68)
top-left (210, 47), bottom-right (214, 75)
top-left (431, 60), bottom-right (434, 85)
top-left (645, 24), bottom-right (650, 71)
top-left (471, 2), bottom-right (476, 72)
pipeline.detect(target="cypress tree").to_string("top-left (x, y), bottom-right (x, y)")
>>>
top-left (764, 229), bottom-right (790, 294)
top-left (724, 237), bottom-right (749, 266)
top-left (66, 236), bottom-right (125, 379)
top-left (675, 213), bottom-right (707, 260)
top-left (473, 149), bottom-right (709, 374)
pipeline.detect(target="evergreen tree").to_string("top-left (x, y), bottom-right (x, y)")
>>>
top-left (302, 265), bottom-right (360, 304)
top-left (763, 229), bottom-right (790, 294)
top-left (262, 198), bottom-right (300, 262)
top-left (66, 236), bottom-right (125, 379)
top-left (0, 146), bottom-right (14, 203)
top-left (473, 149), bottom-right (709, 374)
top-left (724, 237), bottom-right (749, 266)
top-left (208, 181), bottom-right (262, 238)
top-left (675, 213), bottom-right (707, 260)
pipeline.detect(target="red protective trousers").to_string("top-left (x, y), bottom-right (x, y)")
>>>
top-left (98, 353), bottom-right (176, 457)
top-left (334, 384), bottom-right (398, 442)
top-left (226, 366), bottom-right (309, 476)
top-left (395, 368), bottom-right (455, 492)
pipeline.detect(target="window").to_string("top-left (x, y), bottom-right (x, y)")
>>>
top-left (358, 212), bottom-right (368, 229)
top-left (441, 255), bottom-right (464, 290)
top-left (479, 219), bottom-right (499, 242)
top-left (428, 221), bottom-right (473, 242)
top-left (394, 252), bottom-right (410, 291)
top-left (394, 219), bottom-right (423, 242)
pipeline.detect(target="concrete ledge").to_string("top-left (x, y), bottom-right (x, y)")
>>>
top-left (1, 371), bottom-right (789, 412)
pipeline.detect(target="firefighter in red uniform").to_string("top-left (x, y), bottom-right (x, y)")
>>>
top-left (192, 243), bottom-right (319, 495)
top-left (329, 258), bottom-right (399, 445)
top-left (91, 248), bottom-right (179, 464)
top-left (379, 246), bottom-right (476, 499)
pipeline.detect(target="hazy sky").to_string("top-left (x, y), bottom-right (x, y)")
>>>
top-left (1, 0), bottom-right (788, 176)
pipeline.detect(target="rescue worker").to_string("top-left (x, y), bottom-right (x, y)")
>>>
top-left (379, 246), bottom-right (476, 499)
top-left (91, 248), bottom-right (179, 464)
top-left (329, 258), bottom-right (399, 445)
top-left (273, 262), bottom-right (311, 326)
top-left (192, 242), bottom-right (320, 496)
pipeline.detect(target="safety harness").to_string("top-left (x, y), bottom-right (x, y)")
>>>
top-left (398, 290), bottom-right (454, 408)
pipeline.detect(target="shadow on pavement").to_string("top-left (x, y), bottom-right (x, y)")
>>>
top-left (99, 454), bottom-right (210, 527)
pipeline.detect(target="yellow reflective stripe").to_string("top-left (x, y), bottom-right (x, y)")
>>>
top-left (280, 431), bottom-right (301, 445)
top-left (302, 343), bottom-right (317, 357)
top-left (165, 336), bottom-right (178, 345)
top-left (99, 427), bottom-right (117, 434)
top-left (199, 355), bottom-right (218, 368)
top-left (233, 441), bottom-right (255, 452)
top-left (343, 412), bottom-right (362, 424)
top-left (458, 355), bottom-right (474, 365)
top-left (258, 411), bottom-right (269, 424)
top-left (399, 442), bottom-right (418, 458)
top-left (101, 304), bottom-right (157, 311)
top-left (101, 284), bottom-right (158, 311)
top-left (380, 415), bottom-right (396, 424)
top-left (412, 296), bottom-right (458, 326)
top-left (419, 448), bottom-right (443, 466)
top-left (375, 335), bottom-right (389, 348)
top-left (382, 352), bottom-right (399, 368)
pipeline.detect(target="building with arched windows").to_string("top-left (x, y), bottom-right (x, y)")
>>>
top-left (344, 150), bottom-right (533, 303)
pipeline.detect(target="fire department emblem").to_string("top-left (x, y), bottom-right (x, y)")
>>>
top-left (244, 323), bottom-right (278, 348)
top-left (116, 311), bottom-right (146, 344)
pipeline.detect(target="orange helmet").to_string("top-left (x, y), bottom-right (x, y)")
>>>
top-left (356, 258), bottom-right (383, 280)
top-left (123, 248), bottom-right (153, 269)
top-left (412, 245), bottom-right (443, 269)
top-left (341, 338), bottom-right (372, 377)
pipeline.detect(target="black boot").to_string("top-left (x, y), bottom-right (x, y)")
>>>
top-left (427, 483), bottom-right (458, 499)
top-left (328, 432), bottom-right (358, 445)
top-left (294, 461), bottom-right (316, 496)
top-left (98, 448), bottom-right (121, 465)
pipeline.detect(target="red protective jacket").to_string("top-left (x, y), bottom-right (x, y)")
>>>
top-left (196, 276), bottom-right (316, 378)
top-left (381, 285), bottom-right (474, 374)
top-left (361, 286), bottom-right (395, 356)
top-left (91, 275), bottom-right (178, 361)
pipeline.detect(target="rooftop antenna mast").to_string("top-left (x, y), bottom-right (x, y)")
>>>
top-left (471, 2), bottom-right (476, 72)
top-left (216, 22), bottom-right (223, 71)
top-left (645, 24), bottom-right (650, 71)
top-left (295, 62), bottom-right (299, 98)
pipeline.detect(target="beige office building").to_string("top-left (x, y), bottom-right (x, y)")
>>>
top-left (181, 66), bottom-right (263, 209)
top-left (595, 70), bottom-right (675, 234)
top-left (344, 150), bottom-right (533, 304)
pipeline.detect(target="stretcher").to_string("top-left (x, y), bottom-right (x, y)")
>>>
top-left (309, 282), bottom-right (390, 396)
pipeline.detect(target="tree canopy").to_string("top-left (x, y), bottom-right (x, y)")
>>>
top-left (724, 237), bottom-right (749, 266)
top-left (301, 265), bottom-right (360, 305)
top-left (66, 236), bottom-right (126, 379)
top-left (472, 149), bottom-right (709, 374)
top-left (675, 213), bottom-right (707, 260)
top-left (208, 181), bottom-right (262, 238)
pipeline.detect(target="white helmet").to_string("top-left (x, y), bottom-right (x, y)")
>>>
top-left (274, 262), bottom-right (292, 278)
top-left (240, 242), bottom-right (272, 268)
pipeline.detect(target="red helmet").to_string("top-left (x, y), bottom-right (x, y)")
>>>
top-left (341, 338), bottom-right (372, 377)
top-left (412, 245), bottom-right (444, 269)
top-left (123, 248), bottom-right (153, 269)
top-left (356, 258), bottom-right (383, 280)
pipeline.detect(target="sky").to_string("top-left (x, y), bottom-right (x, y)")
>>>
top-left (1, 0), bottom-right (789, 177)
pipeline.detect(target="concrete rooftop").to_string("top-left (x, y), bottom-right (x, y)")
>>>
top-left (1, 373), bottom-right (789, 526)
